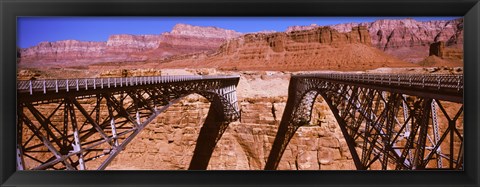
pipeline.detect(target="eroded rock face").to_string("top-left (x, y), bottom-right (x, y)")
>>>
top-left (18, 24), bottom-right (242, 67)
top-left (106, 34), bottom-right (162, 52)
top-left (20, 40), bottom-right (107, 64)
top-left (219, 26), bottom-right (372, 57)
top-left (288, 18), bottom-right (463, 50)
top-left (429, 41), bottom-right (463, 60)
top-left (106, 95), bottom-right (354, 170)
top-left (168, 23), bottom-right (241, 39)
top-left (286, 18), bottom-right (463, 63)
top-left (169, 26), bottom-right (413, 71)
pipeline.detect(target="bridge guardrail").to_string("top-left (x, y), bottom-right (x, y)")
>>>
top-left (296, 73), bottom-right (463, 91)
top-left (18, 75), bottom-right (240, 95)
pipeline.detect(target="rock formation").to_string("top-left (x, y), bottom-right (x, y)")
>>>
top-left (157, 26), bottom-right (415, 71)
top-left (413, 41), bottom-right (463, 67)
top-left (429, 41), bottom-right (463, 60)
top-left (18, 24), bottom-right (242, 67)
top-left (168, 23), bottom-right (241, 39)
top-left (288, 18), bottom-right (463, 50)
top-left (20, 40), bottom-right (107, 64)
top-left (106, 34), bottom-right (162, 52)
top-left (287, 18), bottom-right (464, 62)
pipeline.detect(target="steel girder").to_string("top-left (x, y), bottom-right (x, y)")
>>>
top-left (265, 74), bottom-right (463, 170)
top-left (17, 75), bottom-right (240, 170)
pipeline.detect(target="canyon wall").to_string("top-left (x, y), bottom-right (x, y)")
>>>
top-left (220, 26), bottom-right (371, 55)
top-left (287, 18), bottom-right (464, 62)
top-left (107, 95), bottom-right (355, 170)
top-left (429, 41), bottom-right (463, 60)
top-left (287, 18), bottom-right (463, 50)
top-left (168, 23), bottom-right (241, 39)
top-left (156, 26), bottom-right (415, 71)
top-left (19, 40), bottom-right (107, 64)
top-left (18, 24), bottom-right (242, 67)
top-left (106, 34), bottom-right (162, 52)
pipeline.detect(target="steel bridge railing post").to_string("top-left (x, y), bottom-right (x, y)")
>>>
top-left (55, 80), bottom-right (58, 93)
top-left (437, 76), bottom-right (441, 89)
top-left (457, 75), bottom-right (461, 91)
top-left (29, 80), bottom-right (32, 95)
top-left (43, 80), bottom-right (46, 94)
top-left (422, 75), bottom-right (425, 88)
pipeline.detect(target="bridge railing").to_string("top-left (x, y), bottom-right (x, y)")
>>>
top-left (297, 73), bottom-right (463, 91)
top-left (18, 75), bottom-right (240, 95)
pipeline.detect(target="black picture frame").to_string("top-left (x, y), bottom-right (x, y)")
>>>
top-left (1, 0), bottom-right (479, 186)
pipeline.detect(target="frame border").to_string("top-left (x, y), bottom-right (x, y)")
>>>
top-left (1, 0), bottom-right (479, 186)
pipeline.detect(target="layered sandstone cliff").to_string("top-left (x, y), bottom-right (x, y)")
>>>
top-left (414, 41), bottom-right (464, 67)
top-left (429, 41), bottom-right (463, 60)
top-left (106, 34), bottom-right (162, 52)
top-left (168, 23), bottom-right (241, 39)
top-left (18, 24), bottom-right (242, 67)
top-left (287, 18), bottom-right (464, 62)
top-left (156, 26), bottom-right (415, 71)
top-left (20, 40), bottom-right (107, 64)
top-left (287, 18), bottom-right (463, 49)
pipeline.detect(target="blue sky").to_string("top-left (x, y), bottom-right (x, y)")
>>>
top-left (17, 17), bottom-right (460, 48)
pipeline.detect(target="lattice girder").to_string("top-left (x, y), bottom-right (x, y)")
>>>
top-left (17, 75), bottom-right (240, 170)
top-left (265, 74), bottom-right (463, 170)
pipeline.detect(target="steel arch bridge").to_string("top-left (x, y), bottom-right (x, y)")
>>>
top-left (265, 74), bottom-right (464, 170)
top-left (16, 75), bottom-right (240, 170)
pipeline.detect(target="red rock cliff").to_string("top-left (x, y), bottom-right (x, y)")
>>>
top-left (18, 24), bottom-right (242, 67)
top-left (20, 40), bottom-right (107, 63)
top-left (221, 26), bottom-right (371, 55)
top-left (158, 26), bottom-right (414, 71)
top-left (286, 18), bottom-right (463, 63)
top-left (288, 18), bottom-right (463, 50)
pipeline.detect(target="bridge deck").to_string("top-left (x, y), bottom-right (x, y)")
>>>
top-left (294, 73), bottom-right (463, 103)
top-left (17, 75), bottom-right (240, 102)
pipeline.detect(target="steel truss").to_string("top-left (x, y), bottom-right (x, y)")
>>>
top-left (265, 74), bottom-right (463, 170)
top-left (17, 75), bottom-right (240, 170)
